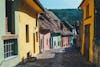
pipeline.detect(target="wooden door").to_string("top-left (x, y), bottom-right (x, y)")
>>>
top-left (50, 37), bottom-right (53, 49)
top-left (33, 33), bottom-right (35, 53)
top-left (41, 37), bottom-right (44, 52)
top-left (54, 41), bottom-right (56, 48)
top-left (84, 24), bottom-right (90, 60)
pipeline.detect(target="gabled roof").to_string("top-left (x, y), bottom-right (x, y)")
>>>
top-left (61, 22), bottom-right (73, 36)
top-left (39, 28), bottom-right (50, 34)
top-left (38, 9), bottom-right (73, 35)
top-left (38, 15), bottom-right (52, 30)
top-left (39, 10), bottom-right (61, 33)
top-left (34, 0), bottom-right (45, 11)
top-left (45, 11), bottom-right (61, 33)
top-left (62, 21), bottom-right (73, 29)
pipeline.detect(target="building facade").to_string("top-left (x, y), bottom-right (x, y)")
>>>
top-left (62, 35), bottom-right (71, 47)
top-left (51, 33), bottom-right (62, 49)
top-left (0, 0), bottom-right (44, 66)
top-left (79, 0), bottom-right (100, 66)
top-left (18, 0), bottom-right (44, 61)
top-left (38, 10), bottom-right (62, 50)
top-left (0, 0), bottom-right (19, 67)
top-left (61, 21), bottom-right (73, 47)
top-left (40, 29), bottom-right (51, 52)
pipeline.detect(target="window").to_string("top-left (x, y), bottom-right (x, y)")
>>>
top-left (36, 13), bottom-right (38, 26)
top-left (36, 32), bottom-right (38, 42)
top-left (6, 0), bottom-right (15, 34)
top-left (33, 33), bottom-right (35, 53)
top-left (26, 25), bottom-right (29, 42)
top-left (54, 41), bottom-right (56, 46)
top-left (47, 39), bottom-right (48, 45)
top-left (4, 39), bottom-right (18, 58)
top-left (58, 41), bottom-right (60, 46)
top-left (41, 39), bottom-right (42, 48)
top-left (86, 4), bottom-right (89, 18)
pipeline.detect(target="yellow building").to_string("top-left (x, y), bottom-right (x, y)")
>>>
top-left (79, 0), bottom-right (94, 62)
top-left (18, 0), bottom-right (44, 61)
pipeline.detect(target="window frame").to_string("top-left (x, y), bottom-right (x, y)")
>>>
top-left (4, 39), bottom-right (18, 59)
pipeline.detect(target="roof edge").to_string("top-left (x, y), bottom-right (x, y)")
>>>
top-left (34, 0), bottom-right (45, 12)
top-left (78, 0), bottom-right (85, 8)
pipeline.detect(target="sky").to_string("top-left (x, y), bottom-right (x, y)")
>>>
top-left (40, 0), bottom-right (83, 9)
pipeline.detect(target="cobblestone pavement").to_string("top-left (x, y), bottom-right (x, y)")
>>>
top-left (16, 47), bottom-right (97, 67)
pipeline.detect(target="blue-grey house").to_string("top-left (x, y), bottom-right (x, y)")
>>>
top-left (50, 33), bottom-right (62, 49)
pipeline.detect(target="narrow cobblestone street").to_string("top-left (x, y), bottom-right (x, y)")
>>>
top-left (16, 47), bottom-right (97, 67)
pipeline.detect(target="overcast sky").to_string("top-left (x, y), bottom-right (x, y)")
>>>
top-left (40, 0), bottom-right (83, 9)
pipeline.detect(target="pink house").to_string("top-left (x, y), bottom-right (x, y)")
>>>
top-left (62, 36), bottom-right (69, 47)
top-left (62, 35), bottom-right (71, 47)
top-left (61, 21), bottom-right (73, 48)
top-left (40, 29), bottom-right (51, 52)
top-left (39, 10), bottom-right (61, 52)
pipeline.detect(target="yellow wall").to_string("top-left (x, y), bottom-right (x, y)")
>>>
top-left (18, 0), bottom-right (41, 61)
top-left (80, 0), bottom-right (94, 62)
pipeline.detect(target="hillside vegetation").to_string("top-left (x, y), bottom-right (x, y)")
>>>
top-left (49, 9), bottom-right (83, 25)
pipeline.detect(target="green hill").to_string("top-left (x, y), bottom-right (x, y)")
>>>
top-left (49, 9), bottom-right (83, 25)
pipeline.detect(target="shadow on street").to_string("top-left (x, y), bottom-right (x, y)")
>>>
top-left (16, 47), bottom-right (97, 67)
